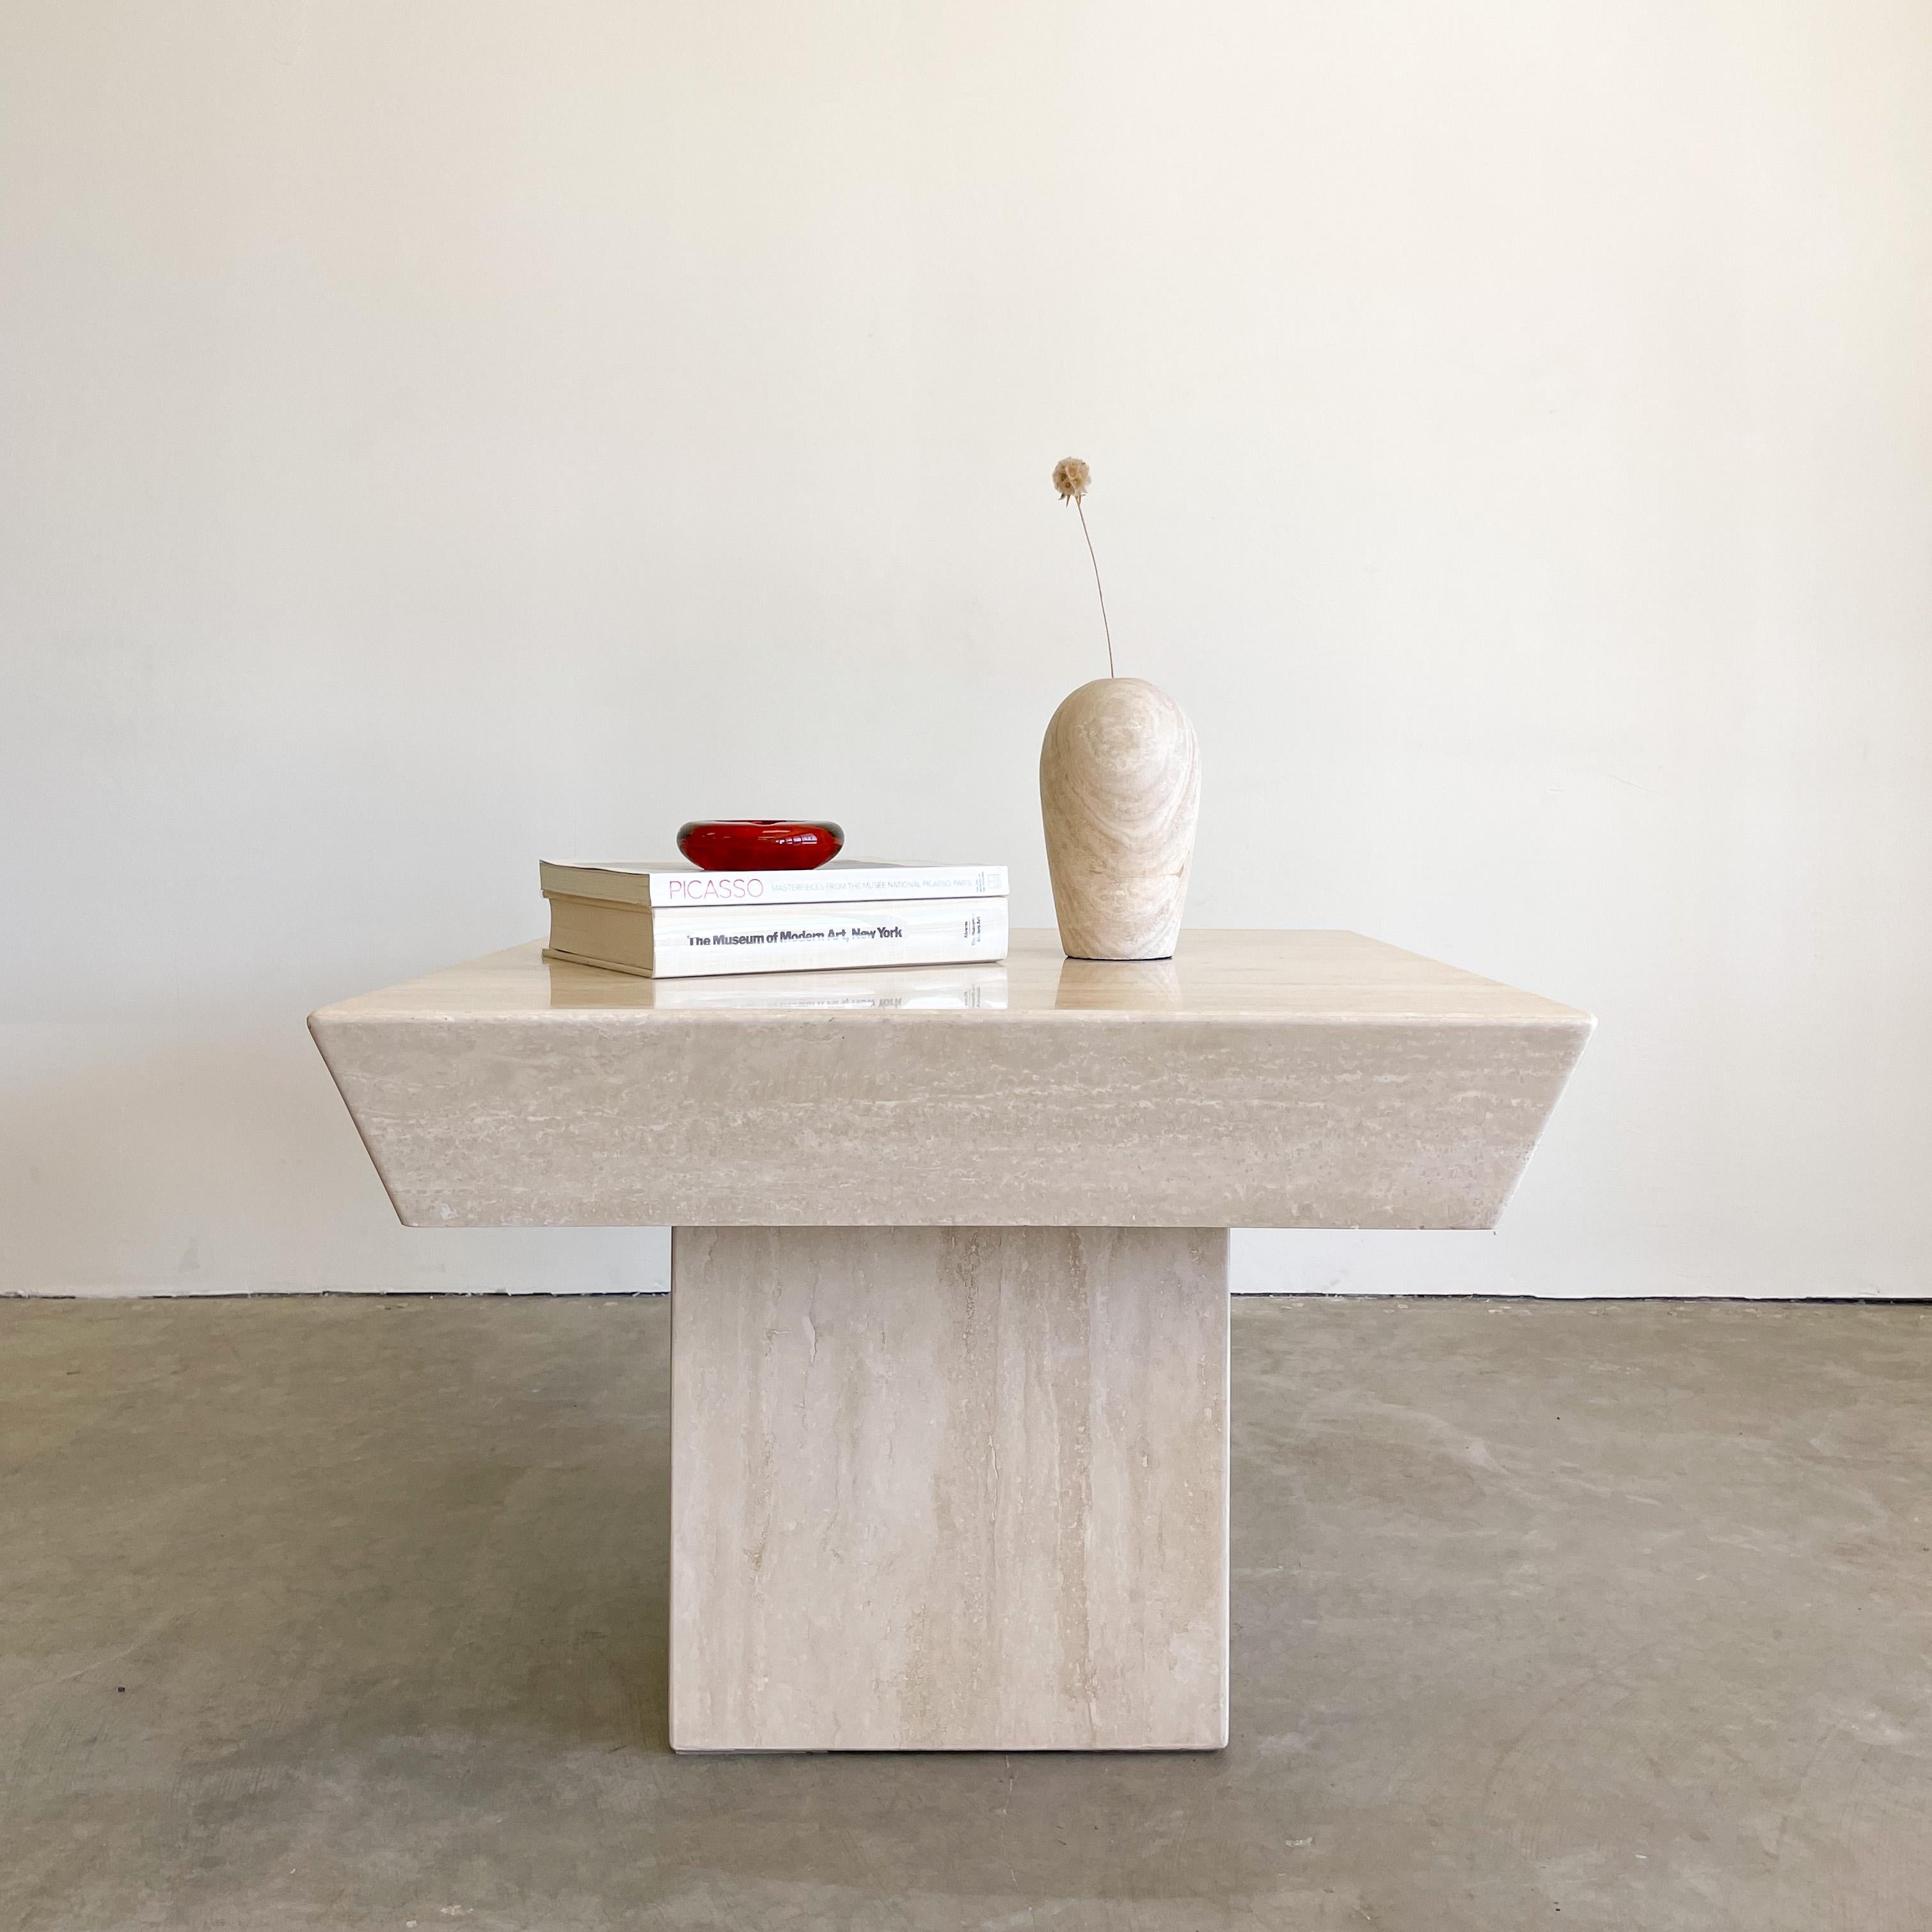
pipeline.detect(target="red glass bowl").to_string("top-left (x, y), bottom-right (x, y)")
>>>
top-left (676, 820), bottom-right (844, 871)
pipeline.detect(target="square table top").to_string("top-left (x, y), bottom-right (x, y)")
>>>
top-left (310, 931), bottom-right (1591, 1231)
top-left (315, 929), bottom-right (1590, 1026)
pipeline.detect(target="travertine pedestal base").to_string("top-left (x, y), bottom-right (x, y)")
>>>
top-left (669, 1226), bottom-right (1230, 1752)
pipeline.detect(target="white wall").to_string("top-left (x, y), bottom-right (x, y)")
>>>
top-left (4, 2), bottom-right (1929, 1299)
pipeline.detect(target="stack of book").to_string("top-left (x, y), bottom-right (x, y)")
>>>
top-left (539, 859), bottom-right (1009, 980)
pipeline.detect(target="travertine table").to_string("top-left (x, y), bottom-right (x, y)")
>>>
top-left (312, 930), bottom-right (1590, 1753)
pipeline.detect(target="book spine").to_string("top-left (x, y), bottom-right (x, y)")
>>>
top-left (647, 866), bottom-right (1008, 908)
top-left (649, 898), bottom-right (1008, 978)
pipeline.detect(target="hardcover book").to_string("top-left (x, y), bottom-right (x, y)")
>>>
top-left (539, 859), bottom-right (1007, 910)
top-left (542, 892), bottom-right (1008, 980)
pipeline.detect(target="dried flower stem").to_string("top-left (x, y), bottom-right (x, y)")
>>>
top-left (1052, 457), bottom-right (1116, 678)
top-left (1075, 498), bottom-right (1115, 679)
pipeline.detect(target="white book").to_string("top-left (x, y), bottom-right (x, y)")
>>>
top-left (539, 858), bottom-right (1007, 910)
top-left (543, 892), bottom-right (1008, 980)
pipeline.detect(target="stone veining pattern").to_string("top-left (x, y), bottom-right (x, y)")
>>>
top-left (1040, 677), bottom-right (1201, 961)
top-left (309, 931), bottom-right (1593, 1230)
top-left (670, 1226), bottom-right (1230, 1751)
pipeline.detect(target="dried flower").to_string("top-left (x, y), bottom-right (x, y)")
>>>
top-left (1051, 457), bottom-right (1113, 676)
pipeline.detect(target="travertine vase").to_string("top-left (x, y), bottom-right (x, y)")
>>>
top-left (1040, 676), bottom-right (1200, 961)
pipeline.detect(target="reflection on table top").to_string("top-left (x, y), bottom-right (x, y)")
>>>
top-left (313, 931), bottom-right (1591, 1028)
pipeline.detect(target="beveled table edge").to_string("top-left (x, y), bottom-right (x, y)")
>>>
top-left (310, 931), bottom-right (1595, 1032)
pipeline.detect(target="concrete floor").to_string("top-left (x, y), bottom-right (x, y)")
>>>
top-left (3, 1298), bottom-right (1929, 1931)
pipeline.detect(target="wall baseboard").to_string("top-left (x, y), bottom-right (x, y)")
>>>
top-left (6, 1285), bottom-right (1929, 1303)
